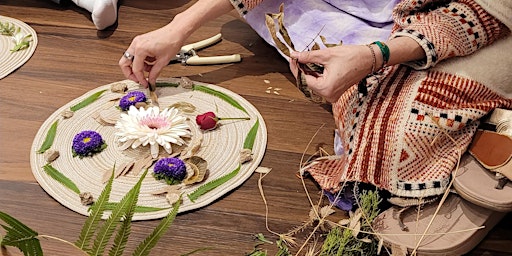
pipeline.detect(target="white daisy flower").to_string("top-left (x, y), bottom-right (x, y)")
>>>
top-left (115, 106), bottom-right (191, 158)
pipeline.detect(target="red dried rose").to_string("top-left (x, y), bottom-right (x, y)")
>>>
top-left (195, 112), bottom-right (250, 131)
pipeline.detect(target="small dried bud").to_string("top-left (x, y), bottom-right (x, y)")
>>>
top-left (110, 82), bottom-right (128, 93)
top-left (80, 192), bottom-right (94, 206)
top-left (44, 149), bottom-right (60, 163)
top-left (240, 148), bottom-right (253, 164)
top-left (179, 77), bottom-right (194, 89)
top-left (61, 110), bottom-right (74, 119)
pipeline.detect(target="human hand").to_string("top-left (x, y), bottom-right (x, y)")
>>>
top-left (119, 24), bottom-right (185, 88)
top-left (289, 45), bottom-right (373, 103)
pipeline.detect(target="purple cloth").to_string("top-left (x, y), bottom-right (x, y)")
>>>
top-left (244, 0), bottom-right (399, 59)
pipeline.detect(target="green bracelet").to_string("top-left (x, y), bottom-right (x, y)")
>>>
top-left (373, 41), bottom-right (390, 69)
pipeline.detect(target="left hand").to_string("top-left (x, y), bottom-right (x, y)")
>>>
top-left (289, 45), bottom-right (373, 103)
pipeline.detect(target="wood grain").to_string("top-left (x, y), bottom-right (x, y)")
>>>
top-left (0, 1), bottom-right (510, 255)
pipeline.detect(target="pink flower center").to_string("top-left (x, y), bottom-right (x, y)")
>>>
top-left (140, 116), bottom-right (170, 130)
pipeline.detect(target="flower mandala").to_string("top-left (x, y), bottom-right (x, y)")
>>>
top-left (72, 130), bottom-right (107, 158)
top-left (119, 91), bottom-right (147, 111)
top-left (115, 106), bottom-right (191, 158)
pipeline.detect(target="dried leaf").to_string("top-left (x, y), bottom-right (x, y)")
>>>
top-left (377, 238), bottom-right (384, 255)
top-left (169, 101), bottom-right (196, 113)
top-left (265, 13), bottom-right (292, 57)
top-left (351, 221), bottom-right (361, 238)
top-left (338, 218), bottom-right (350, 226)
top-left (359, 237), bottom-right (372, 243)
top-left (255, 166), bottom-right (272, 174)
top-left (319, 205), bottom-right (335, 218)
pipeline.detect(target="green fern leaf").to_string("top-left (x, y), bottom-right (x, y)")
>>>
top-left (42, 164), bottom-right (80, 194)
top-left (75, 166), bottom-right (115, 251)
top-left (243, 118), bottom-right (260, 150)
top-left (187, 164), bottom-right (240, 203)
top-left (132, 199), bottom-right (181, 256)
top-left (0, 211), bottom-right (43, 256)
top-left (70, 89), bottom-right (107, 112)
top-left (91, 170), bottom-right (148, 256)
top-left (193, 85), bottom-right (248, 114)
top-left (107, 170), bottom-right (148, 256)
top-left (36, 120), bottom-right (58, 154)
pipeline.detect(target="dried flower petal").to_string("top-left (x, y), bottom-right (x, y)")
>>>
top-left (239, 148), bottom-right (253, 164)
top-left (61, 110), bottom-right (74, 119)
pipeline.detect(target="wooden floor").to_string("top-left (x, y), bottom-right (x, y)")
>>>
top-left (1, 1), bottom-right (511, 255)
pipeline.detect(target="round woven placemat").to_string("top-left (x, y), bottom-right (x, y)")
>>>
top-left (30, 79), bottom-right (267, 220)
top-left (0, 15), bottom-right (38, 80)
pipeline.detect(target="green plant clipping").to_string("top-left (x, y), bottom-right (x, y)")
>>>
top-left (132, 198), bottom-right (181, 256)
top-left (193, 85), bottom-right (248, 114)
top-left (91, 170), bottom-right (148, 256)
top-left (244, 118), bottom-right (259, 150)
top-left (75, 167), bottom-right (115, 251)
top-left (0, 211), bottom-right (43, 256)
top-left (187, 164), bottom-right (241, 202)
top-left (36, 120), bottom-right (58, 154)
top-left (42, 164), bottom-right (80, 194)
top-left (104, 203), bottom-right (169, 213)
top-left (155, 81), bottom-right (179, 87)
top-left (70, 89), bottom-right (107, 112)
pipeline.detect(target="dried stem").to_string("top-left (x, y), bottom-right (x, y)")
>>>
top-left (38, 235), bottom-right (88, 256)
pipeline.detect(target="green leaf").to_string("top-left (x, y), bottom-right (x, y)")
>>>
top-left (192, 85), bottom-right (248, 114)
top-left (104, 203), bottom-right (169, 213)
top-left (70, 89), bottom-right (107, 112)
top-left (179, 247), bottom-right (212, 256)
top-left (36, 120), bottom-right (58, 154)
top-left (155, 82), bottom-right (179, 87)
top-left (0, 211), bottom-right (43, 256)
top-left (243, 118), bottom-right (260, 150)
top-left (187, 164), bottom-right (241, 202)
top-left (91, 170), bottom-right (148, 256)
top-left (42, 164), bottom-right (80, 194)
top-left (132, 198), bottom-right (181, 256)
top-left (75, 166), bottom-right (115, 251)
top-left (107, 170), bottom-right (148, 256)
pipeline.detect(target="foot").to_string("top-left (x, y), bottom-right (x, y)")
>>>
top-left (91, 0), bottom-right (118, 30)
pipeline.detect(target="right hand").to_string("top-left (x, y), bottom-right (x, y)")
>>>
top-left (119, 24), bottom-right (186, 88)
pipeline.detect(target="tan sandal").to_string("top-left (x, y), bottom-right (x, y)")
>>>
top-left (453, 108), bottom-right (512, 212)
top-left (374, 194), bottom-right (505, 255)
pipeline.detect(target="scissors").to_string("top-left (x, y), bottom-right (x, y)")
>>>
top-left (170, 33), bottom-right (242, 65)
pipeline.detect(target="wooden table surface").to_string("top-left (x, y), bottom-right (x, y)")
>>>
top-left (1, 1), bottom-right (511, 255)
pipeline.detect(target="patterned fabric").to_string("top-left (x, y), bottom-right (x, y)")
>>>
top-left (306, 0), bottom-right (512, 198)
top-left (229, 0), bottom-right (398, 59)
top-left (391, 0), bottom-right (509, 69)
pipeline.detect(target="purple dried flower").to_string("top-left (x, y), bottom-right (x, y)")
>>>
top-left (72, 130), bottom-right (106, 157)
top-left (119, 91), bottom-right (147, 111)
top-left (153, 157), bottom-right (187, 185)
top-left (324, 185), bottom-right (355, 211)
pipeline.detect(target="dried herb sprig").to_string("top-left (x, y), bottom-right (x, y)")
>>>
top-left (0, 21), bottom-right (33, 52)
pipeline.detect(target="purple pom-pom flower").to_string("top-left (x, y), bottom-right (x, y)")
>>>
top-left (72, 130), bottom-right (107, 158)
top-left (153, 157), bottom-right (187, 185)
top-left (119, 91), bottom-right (147, 111)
